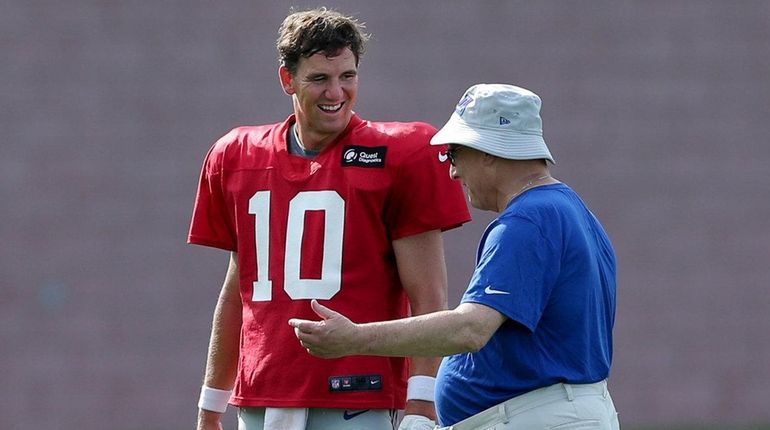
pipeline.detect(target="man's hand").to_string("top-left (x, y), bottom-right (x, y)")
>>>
top-left (398, 414), bottom-right (437, 430)
top-left (288, 300), bottom-right (359, 358)
top-left (197, 409), bottom-right (224, 430)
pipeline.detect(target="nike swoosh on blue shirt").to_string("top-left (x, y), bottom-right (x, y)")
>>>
top-left (343, 409), bottom-right (370, 420)
top-left (484, 285), bottom-right (510, 295)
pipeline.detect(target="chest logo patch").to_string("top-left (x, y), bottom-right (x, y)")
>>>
top-left (341, 145), bottom-right (387, 168)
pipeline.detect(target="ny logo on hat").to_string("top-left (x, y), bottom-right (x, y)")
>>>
top-left (455, 94), bottom-right (473, 117)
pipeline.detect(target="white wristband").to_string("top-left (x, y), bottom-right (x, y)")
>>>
top-left (198, 385), bottom-right (232, 413)
top-left (406, 375), bottom-right (436, 402)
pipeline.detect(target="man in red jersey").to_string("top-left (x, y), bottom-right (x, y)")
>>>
top-left (188, 7), bottom-right (470, 430)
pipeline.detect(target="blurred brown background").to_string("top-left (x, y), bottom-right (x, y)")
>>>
top-left (2, 1), bottom-right (769, 429)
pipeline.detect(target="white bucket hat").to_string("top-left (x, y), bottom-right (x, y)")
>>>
top-left (430, 84), bottom-right (554, 163)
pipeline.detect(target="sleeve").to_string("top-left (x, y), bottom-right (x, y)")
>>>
top-left (384, 126), bottom-right (471, 240)
top-left (187, 141), bottom-right (237, 251)
top-left (461, 217), bottom-right (560, 331)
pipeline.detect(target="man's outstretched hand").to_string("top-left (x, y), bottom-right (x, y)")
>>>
top-left (288, 299), bottom-right (360, 358)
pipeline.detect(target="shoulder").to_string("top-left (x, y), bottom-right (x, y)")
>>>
top-left (507, 184), bottom-right (575, 215)
top-left (368, 121), bottom-right (437, 138)
top-left (356, 120), bottom-right (437, 148)
top-left (211, 124), bottom-right (277, 153)
top-left (352, 120), bottom-right (441, 167)
top-left (497, 184), bottom-right (581, 239)
top-left (484, 215), bottom-right (536, 243)
top-left (204, 123), bottom-right (281, 168)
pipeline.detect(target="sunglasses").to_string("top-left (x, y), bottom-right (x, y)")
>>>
top-left (445, 146), bottom-right (465, 166)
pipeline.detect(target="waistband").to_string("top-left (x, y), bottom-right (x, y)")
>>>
top-left (444, 380), bottom-right (609, 430)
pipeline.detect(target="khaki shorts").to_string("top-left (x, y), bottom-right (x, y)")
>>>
top-left (440, 380), bottom-right (619, 430)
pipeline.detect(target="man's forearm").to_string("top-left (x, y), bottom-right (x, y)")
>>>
top-left (197, 276), bottom-right (242, 430)
top-left (356, 302), bottom-right (507, 359)
top-left (203, 252), bottom-right (243, 389)
top-left (358, 307), bottom-right (488, 357)
top-left (203, 296), bottom-right (241, 388)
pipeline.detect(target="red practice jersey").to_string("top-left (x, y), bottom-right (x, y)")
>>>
top-left (188, 114), bottom-right (470, 409)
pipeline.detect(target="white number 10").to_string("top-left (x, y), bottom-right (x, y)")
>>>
top-left (248, 190), bottom-right (345, 302)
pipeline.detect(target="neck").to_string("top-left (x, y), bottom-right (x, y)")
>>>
top-left (293, 111), bottom-right (353, 152)
top-left (288, 123), bottom-right (320, 158)
top-left (497, 169), bottom-right (554, 211)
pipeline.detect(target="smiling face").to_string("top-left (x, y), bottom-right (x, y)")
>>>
top-left (279, 47), bottom-right (359, 150)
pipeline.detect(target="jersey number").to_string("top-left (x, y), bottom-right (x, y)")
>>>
top-left (248, 190), bottom-right (344, 302)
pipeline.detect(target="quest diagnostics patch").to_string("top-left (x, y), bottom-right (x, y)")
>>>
top-left (341, 145), bottom-right (387, 168)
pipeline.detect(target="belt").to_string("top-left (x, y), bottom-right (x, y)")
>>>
top-left (443, 380), bottom-right (609, 430)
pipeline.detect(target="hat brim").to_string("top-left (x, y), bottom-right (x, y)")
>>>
top-left (430, 115), bottom-right (555, 163)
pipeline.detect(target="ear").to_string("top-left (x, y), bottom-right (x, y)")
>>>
top-left (278, 66), bottom-right (295, 95)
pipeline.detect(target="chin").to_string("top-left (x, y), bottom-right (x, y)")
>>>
top-left (468, 196), bottom-right (492, 212)
top-left (323, 114), bottom-right (351, 132)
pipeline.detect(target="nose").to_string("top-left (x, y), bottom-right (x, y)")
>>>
top-left (324, 79), bottom-right (344, 100)
top-left (450, 164), bottom-right (459, 180)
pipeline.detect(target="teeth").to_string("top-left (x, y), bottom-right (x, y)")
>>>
top-left (319, 103), bottom-right (342, 112)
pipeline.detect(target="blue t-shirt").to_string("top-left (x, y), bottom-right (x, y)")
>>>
top-left (435, 184), bottom-right (617, 426)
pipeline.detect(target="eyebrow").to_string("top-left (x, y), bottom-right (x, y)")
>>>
top-left (304, 73), bottom-right (328, 80)
top-left (305, 69), bottom-right (357, 79)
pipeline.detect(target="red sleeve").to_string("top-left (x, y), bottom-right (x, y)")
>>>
top-left (187, 138), bottom-right (237, 251)
top-left (385, 127), bottom-right (471, 240)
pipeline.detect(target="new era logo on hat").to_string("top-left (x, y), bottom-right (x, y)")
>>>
top-left (430, 84), bottom-right (555, 163)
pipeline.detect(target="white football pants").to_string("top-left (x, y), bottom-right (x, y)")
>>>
top-left (238, 407), bottom-right (396, 430)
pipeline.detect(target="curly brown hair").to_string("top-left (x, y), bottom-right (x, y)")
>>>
top-left (276, 7), bottom-right (370, 75)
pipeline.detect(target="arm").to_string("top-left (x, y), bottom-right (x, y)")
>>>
top-left (361, 302), bottom-right (505, 357)
top-left (290, 300), bottom-right (506, 358)
top-left (197, 252), bottom-right (242, 430)
top-left (391, 230), bottom-right (448, 421)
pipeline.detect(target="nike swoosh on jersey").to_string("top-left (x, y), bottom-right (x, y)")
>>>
top-left (343, 409), bottom-right (370, 420)
top-left (438, 152), bottom-right (448, 162)
top-left (484, 285), bottom-right (510, 295)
